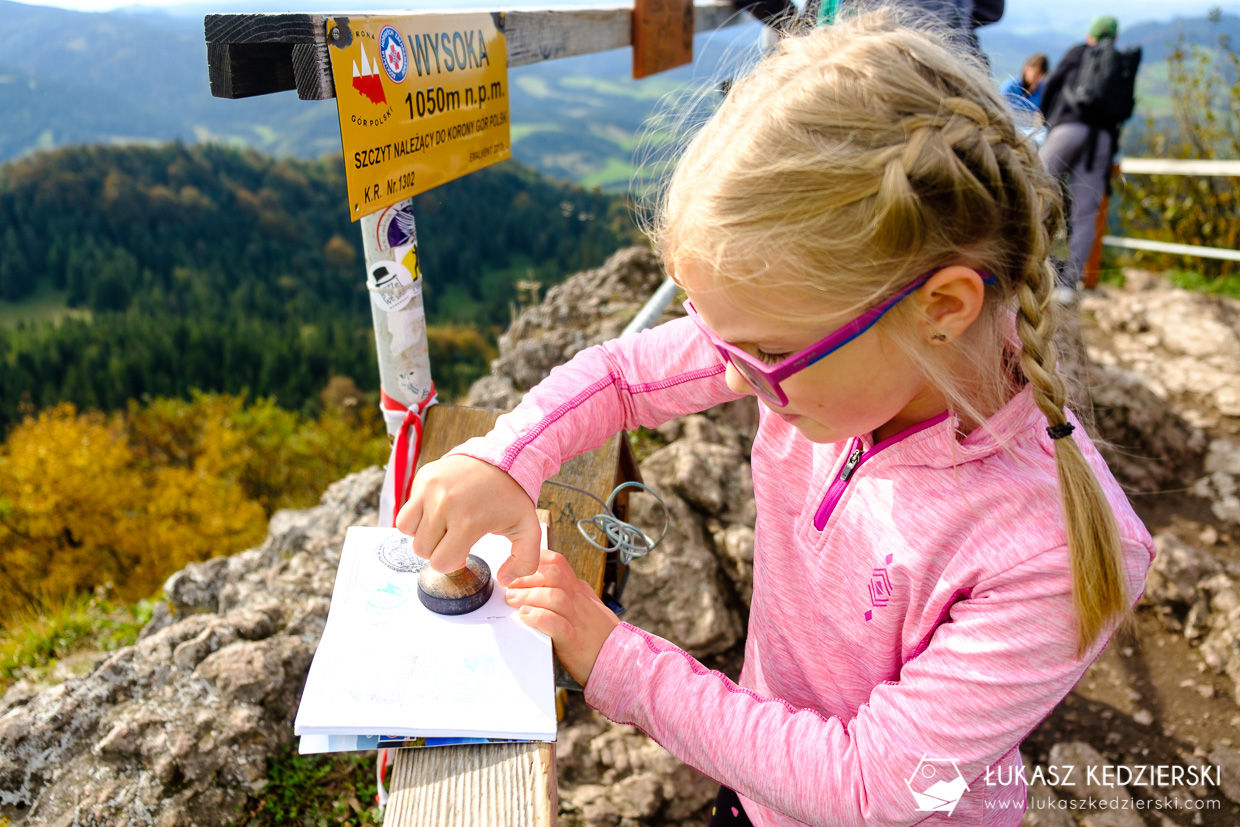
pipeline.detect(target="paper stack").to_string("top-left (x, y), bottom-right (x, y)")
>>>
top-left (294, 526), bottom-right (556, 754)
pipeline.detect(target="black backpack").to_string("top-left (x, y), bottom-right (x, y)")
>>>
top-left (1064, 39), bottom-right (1142, 128)
top-left (971, 0), bottom-right (1004, 27)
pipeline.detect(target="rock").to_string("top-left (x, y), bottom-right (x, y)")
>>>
top-left (1191, 437), bottom-right (1240, 526)
top-left (1022, 753), bottom-right (1074, 827)
top-left (467, 246), bottom-right (673, 411)
top-left (1047, 742), bottom-right (1143, 827)
top-left (1208, 743), bottom-right (1240, 804)
top-left (0, 466), bottom-right (383, 825)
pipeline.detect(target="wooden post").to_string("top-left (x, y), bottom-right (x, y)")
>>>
top-left (1083, 163), bottom-right (1120, 289)
top-left (205, 4), bottom-right (743, 102)
top-left (632, 0), bottom-right (694, 79)
top-left (361, 202), bottom-right (434, 431)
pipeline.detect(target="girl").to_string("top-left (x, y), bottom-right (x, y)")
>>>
top-left (396, 7), bottom-right (1154, 825)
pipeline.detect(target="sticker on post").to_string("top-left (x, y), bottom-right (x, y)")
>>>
top-left (376, 201), bottom-right (417, 251)
top-left (368, 260), bottom-right (417, 312)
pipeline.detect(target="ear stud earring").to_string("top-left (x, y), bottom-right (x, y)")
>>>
top-left (931, 332), bottom-right (949, 342)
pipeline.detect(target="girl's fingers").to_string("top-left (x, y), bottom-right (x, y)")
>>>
top-left (429, 524), bottom-right (481, 574)
top-left (394, 495), bottom-right (422, 538)
top-left (505, 554), bottom-right (573, 591)
top-left (505, 586), bottom-right (573, 616)
top-left (410, 515), bottom-right (446, 562)
top-left (514, 605), bottom-right (573, 640)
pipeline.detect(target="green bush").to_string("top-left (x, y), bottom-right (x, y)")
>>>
top-left (1115, 7), bottom-right (1239, 279)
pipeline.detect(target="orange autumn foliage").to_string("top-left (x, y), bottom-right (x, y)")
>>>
top-left (0, 403), bottom-right (265, 620)
top-left (0, 393), bottom-right (389, 624)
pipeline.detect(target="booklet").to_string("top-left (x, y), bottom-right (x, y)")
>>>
top-left (293, 526), bottom-right (556, 749)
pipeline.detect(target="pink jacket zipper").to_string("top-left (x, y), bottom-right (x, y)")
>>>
top-left (812, 411), bottom-right (952, 530)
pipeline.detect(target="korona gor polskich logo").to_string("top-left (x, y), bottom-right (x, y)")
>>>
top-left (907, 755), bottom-right (969, 816)
top-left (379, 26), bottom-right (408, 83)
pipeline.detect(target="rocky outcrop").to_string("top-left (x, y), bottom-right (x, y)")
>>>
top-left (0, 469), bottom-right (384, 825)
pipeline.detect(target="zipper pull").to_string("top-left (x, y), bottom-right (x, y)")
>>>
top-left (839, 447), bottom-right (863, 481)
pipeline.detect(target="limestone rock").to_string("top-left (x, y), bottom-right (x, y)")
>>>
top-left (0, 467), bottom-right (384, 825)
top-left (1047, 742), bottom-right (1143, 827)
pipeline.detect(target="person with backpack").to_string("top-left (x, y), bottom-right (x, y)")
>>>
top-left (731, 0), bottom-right (1003, 52)
top-left (1039, 16), bottom-right (1142, 302)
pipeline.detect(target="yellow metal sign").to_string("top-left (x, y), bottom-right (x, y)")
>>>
top-left (327, 13), bottom-right (511, 219)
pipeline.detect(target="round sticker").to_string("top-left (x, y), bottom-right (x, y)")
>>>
top-left (379, 26), bottom-right (408, 83)
top-left (368, 259), bottom-right (416, 312)
top-left (376, 202), bottom-right (417, 251)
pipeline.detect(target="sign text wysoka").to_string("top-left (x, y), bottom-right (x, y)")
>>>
top-left (327, 13), bottom-right (511, 219)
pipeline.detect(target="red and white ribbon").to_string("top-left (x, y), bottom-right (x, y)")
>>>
top-left (378, 384), bottom-right (437, 527)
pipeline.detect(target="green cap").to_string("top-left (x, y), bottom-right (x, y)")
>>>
top-left (1089, 15), bottom-right (1118, 40)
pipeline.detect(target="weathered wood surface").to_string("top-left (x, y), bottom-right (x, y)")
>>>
top-left (382, 498), bottom-right (558, 827)
top-left (416, 403), bottom-right (633, 596)
top-left (384, 722), bottom-right (557, 827)
top-left (205, 2), bottom-right (745, 99)
top-left (633, 0), bottom-right (694, 79)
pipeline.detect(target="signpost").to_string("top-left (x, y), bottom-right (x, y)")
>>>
top-left (203, 2), bottom-right (741, 823)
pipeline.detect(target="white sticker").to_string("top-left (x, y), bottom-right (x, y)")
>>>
top-left (368, 259), bottom-right (416, 312)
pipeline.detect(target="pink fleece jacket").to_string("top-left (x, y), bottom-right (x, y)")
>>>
top-left (450, 315), bottom-right (1155, 827)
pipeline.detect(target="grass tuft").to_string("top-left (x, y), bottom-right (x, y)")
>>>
top-left (0, 592), bottom-right (153, 690)
top-left (235, 745), bottom-right (383, 826)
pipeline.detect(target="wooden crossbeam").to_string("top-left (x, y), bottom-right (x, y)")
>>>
top-left (205, 2), bottom-right (745, 100)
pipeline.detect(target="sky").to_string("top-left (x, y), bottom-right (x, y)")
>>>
top-left (10, 0), bottom-right (1240, 37)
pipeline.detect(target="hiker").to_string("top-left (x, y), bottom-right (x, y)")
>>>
top-left (1039, 16), bottom-right (1142, 301)
top-left (1001, 52), bottom-right (1049, 114)
top-left (731, 0), bottom-right (1003, 49)
top-left (397, 7), bottom-right (1153, 826)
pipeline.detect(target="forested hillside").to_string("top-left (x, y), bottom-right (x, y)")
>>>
top-left (0, 143), bottom-right (640, 429)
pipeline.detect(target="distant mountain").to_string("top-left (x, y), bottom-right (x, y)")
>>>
top-left (2, 0), bottom-right (1233, 185)
top-left (0, 0), bottom-right (762, 188)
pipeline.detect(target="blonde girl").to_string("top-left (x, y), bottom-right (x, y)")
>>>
top-left (396, 7), bottom-right (1154, 825)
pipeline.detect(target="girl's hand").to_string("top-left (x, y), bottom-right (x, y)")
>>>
top-left (504, 548), bottom-right (620, 686)
top-left (395, 454), bottom-right (543, 586)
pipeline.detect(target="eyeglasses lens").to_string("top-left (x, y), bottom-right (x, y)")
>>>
top-left (720, 350), bottom-right (781, 404)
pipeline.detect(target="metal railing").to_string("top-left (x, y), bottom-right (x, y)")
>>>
top-left (1104, 157), bottom-right (1240, 264)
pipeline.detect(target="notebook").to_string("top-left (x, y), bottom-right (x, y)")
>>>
top-left (293, 526), bottom-right (556, 750)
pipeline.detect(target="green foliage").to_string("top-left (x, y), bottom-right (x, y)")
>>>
top-left (627, 426), bottom-right (667, 463)
top-left (1163, 268), bottom-right (1240, 298)
top-left (0, 143), bottom-right (641, 428)
top-left (1115, 8), bottom-right (1240, 278)
top-left (0, 592), bottom-right (152, 689)
top-left (236, 745), bottom-right (383, 826)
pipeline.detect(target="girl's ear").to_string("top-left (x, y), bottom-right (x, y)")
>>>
top-left (914, 266), bottom-right (987, 344)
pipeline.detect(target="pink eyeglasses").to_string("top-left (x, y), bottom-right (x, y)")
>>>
top-left (683, 269), bottom-right (996, 407)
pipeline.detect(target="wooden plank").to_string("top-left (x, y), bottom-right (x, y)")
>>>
top-left (383, 508), bottom-right (558, 827)
top-left (204, 2), bottom-right (744, 100)
top-left (208, 41), bottom-right (297, 99)
top-left (632, 0), bottom-right (694, 79)
top-left (384, 723), bottom-right (557, 827)
top-left (292, 42), bottom-right (334, 100)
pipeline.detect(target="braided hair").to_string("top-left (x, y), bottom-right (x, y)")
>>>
top-left (650, 4), bottom-right (1127, 655)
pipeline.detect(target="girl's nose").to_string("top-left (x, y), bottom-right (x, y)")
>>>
top-left (723, 360), bottom-right (754, 397)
